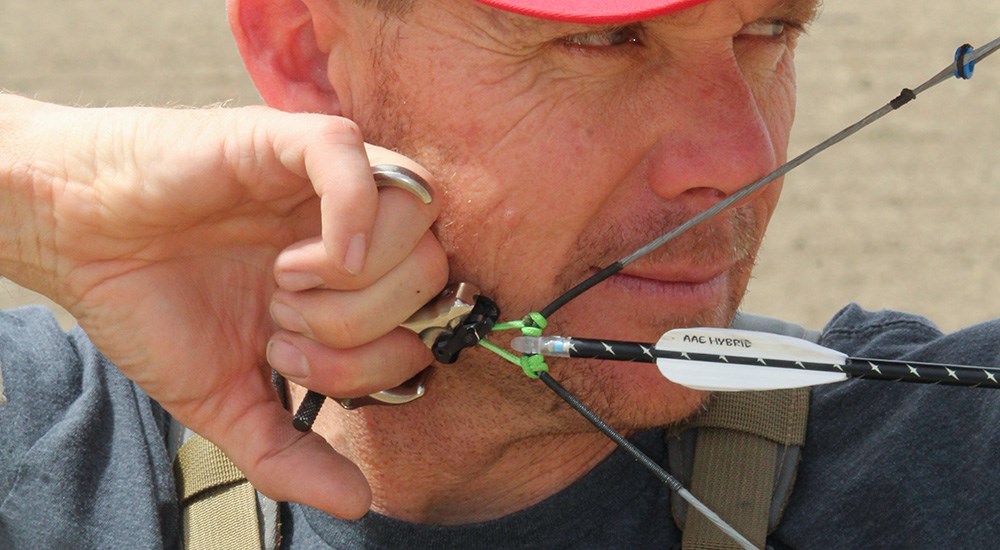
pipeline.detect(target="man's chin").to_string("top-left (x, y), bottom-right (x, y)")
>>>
top-left (548, 359), bottom-right (710, 432)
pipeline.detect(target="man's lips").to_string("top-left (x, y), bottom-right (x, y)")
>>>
top-left (618, 263), bottom-right (732, 284)
top-left (599, 265), bottom-right (732, 305)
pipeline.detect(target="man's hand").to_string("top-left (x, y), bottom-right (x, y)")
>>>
top-left (0, 94), bottom-right (448, 518)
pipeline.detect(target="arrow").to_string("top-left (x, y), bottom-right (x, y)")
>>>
top-left (511, 328), bottom-right (1000, 392)
top-left (489, 35), bottom-right (1000, 550)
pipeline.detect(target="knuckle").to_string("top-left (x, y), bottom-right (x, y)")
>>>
top-left (317, 313), bottom-right (360, 349)
top-left (418, 235), bottom-right (450, 291)
top-left (321, 360), bottom-right (369, 397)
top-left (427, 255), bottom-right (450, 293)
top-left (316, 347), bottom-right (397, 398)
top-left (326, 270), bottom-right (377, 292)
top-left (320, 117), bottom-right (365, 147)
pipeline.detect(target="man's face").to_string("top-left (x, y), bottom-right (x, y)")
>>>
top-left (328, 0), bottom-right (810, 427)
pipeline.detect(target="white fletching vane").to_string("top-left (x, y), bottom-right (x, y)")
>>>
top-left (655, 328), bottom-right (849, 391)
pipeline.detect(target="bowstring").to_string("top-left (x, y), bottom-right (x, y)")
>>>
top-left (483, 35), bottom-right (1000, 548)
top-left (540, 35), bottom-right (999, 320)
top-left (537, 372), bottom-right (757, 549)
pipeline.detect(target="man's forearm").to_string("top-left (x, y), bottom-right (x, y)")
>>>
top-left (0, 94), bottom-right (58, 298)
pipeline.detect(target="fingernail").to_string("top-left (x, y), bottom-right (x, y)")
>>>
top-left (276, 271), bottom-right (325, 292)
top-left (270, 301), bottom-right (310, 335)
top-left (343, 233), bottom-right (367, 276)
top-left (267, 338), bottom-right (310, 379)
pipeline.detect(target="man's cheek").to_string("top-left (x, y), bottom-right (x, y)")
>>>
top-left (760, 57), bottom-right (798, 154)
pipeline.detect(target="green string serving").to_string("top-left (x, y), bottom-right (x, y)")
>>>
top-left (479, 312), bottom-right (550, 378)
top-left (492, 311), bottom-right (548, 334)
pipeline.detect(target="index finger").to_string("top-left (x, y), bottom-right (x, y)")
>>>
top-left (273, 141), bottom-right (440, 290)
top-left (301, 118), bottom-right (381, 276)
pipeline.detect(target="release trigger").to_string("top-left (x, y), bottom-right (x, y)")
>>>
top-left (334, 282), bottom-right (499, 410)
top-left (293, 165), bottom-right (496, 428)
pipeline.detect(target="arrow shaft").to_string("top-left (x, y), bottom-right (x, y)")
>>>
top-left (522, 336), bottom-right (1000, 389)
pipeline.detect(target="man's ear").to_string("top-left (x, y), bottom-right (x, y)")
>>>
top-left (227, 0), bottom-right (341, 113)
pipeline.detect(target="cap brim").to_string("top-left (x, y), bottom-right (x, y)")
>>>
top-left (475, 0), bottom-right (712, 24)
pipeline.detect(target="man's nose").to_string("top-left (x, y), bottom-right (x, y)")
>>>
top-left (642, 51), bottom-right (779, 202)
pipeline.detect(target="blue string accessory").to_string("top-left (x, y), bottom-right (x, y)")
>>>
top-left (955, 43), bottom-right (977, 79)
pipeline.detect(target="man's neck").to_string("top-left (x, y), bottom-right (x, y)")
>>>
top-left (290, 375), bottom-right (626, 523)
top-left (345, 417), bottom-right (617, 524)
top-left (294, 358), bottom-right (706, 524)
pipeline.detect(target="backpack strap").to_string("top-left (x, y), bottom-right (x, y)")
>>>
top-left (668, 313), bottom-right (818, 549)
top-left (170, 424), bottom-right (281, 550)
top-left (168, 372), bottom-right (288, 549)
top-left (669, 389), bottom-right (810, 549)
top-left (173, 434), bottom-right (266, 550)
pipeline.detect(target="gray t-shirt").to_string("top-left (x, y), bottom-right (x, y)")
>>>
top-left (0, 307), bottom-right (178, 549)
top-left (2, 305), bottom-right (999, 548)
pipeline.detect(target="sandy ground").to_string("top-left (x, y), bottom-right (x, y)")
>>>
top-left (2, 0), bottom-right (999, 333)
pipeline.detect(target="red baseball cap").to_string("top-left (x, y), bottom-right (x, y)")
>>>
top-left (475, 0), bottom-right (713, 24)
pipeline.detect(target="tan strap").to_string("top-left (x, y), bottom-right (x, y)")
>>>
top-left (675, 388), bottom-right (810, 550)
top-left (686, 390), bottom-right (810, 446)
top-left (174, 435), bottom-right (263, 550)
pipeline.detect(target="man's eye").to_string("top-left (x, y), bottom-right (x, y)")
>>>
top-left (562, 26), bottom-right (643, 48)
top-left (738, 20), bottom-right (787, 38)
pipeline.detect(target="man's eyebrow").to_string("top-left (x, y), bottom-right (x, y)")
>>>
top-left (778, 0), bottom-right (822, 28)
top-left (477, 3), bottom-right (545, 33)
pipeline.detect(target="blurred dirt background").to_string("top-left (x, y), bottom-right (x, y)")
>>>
top-left (1, 0), bottom-right (998, 333)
